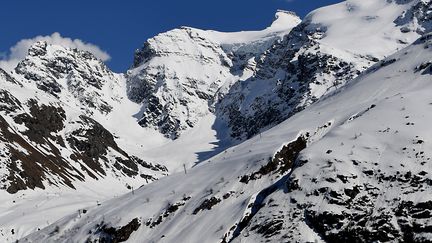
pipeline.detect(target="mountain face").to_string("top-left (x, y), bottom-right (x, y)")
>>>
top-left (15, 41), bottom-right (123, 114)
top-left (125, 0), bottom-right (431, 141)
top-left (127, 11), bottom-right (301, 139)
top-left (24, 32), bottom-right (432, 243)
top-left (0, 42), bottom-right (167, 195)
top-left (216, 0), bottom-right (429, 140)
top-left (2, 0), bottom-right (432, 242)
top-left (126, 27), bottom-right (234, 139)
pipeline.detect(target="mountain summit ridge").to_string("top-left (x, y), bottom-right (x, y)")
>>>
top-left (1, 0), bottom-right (432, 242)
top-left (24, 31), bottom-right (432, 243)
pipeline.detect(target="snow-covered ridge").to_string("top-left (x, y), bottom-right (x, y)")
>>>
top-left (0, 42), bottom-right (170, 241)
top-left (24, 32), bottom-right (432, 243)
top-left (1, 1), bottom-right (432, 242)
top-left (204, 10), bottom-right (301, 51)
top-left (216, 0), bottom-right (431, 140)
top-left (127, 11), bottom-right (301, 139)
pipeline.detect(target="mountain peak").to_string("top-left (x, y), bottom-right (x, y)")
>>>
top-left (275, 9), bottom-right (299, 19)
top-left (27, 41), bottom-right (48, 57)
top-left (25, 41), bottom-right (99, 62)
top-left (14, 41), bottom-right (121, 114)
top-left (269, 10), bottom-right (301, 32)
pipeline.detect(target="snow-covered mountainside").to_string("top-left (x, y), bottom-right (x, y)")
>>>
top-left (0, 42), bottom-right (171, 241)
top-left (127, 11), bottom-right (301, 139)
top-left (1, 0), bottom-right (432, 242)
top-left (217, 0), bottom-right (431, 139)
top-left (24, 32), bottom-right (432, 243)
top-left (0, 41), bottom-right (168, 193)
top-left (127, 0), bottom-right (431, 141)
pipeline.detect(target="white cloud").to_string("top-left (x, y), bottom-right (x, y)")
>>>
top-left (0, 32), bottom-right (110, 72)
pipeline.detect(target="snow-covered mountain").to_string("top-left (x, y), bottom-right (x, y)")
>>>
top-left (127, 0), bottom-right (431, 141)
top-left (0, 41), bottom-right (168, 193)
top-left (127, 11), bottom-right (301, 139)
top-left (0, 42), bottom-right (171, 241)
top-left (1, 0), bottom-right (432, 242)
top-left (217, 0), bottom-right (431, 139)
top-left (23, 30), bottom-right (432, 243)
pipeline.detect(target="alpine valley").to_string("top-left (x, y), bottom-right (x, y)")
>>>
top-left (1, 0), bottom-right (432, 242)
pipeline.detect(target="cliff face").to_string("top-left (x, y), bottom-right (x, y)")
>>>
top-left (127, 11), bottom-right (301, 139)
top-left (0, 42), bottom-right (168, 195)
top-left (127, 1), bottom-right (430, 142)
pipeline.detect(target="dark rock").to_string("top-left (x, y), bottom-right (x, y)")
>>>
top-left (98, 218), bottom-right (141, 243)
top-left (193, 197), bottom-right (221, 215)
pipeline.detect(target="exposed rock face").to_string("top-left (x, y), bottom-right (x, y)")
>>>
top-left (0, 69), bottom-right (21, 86)
top-left (0, 89), bottom-right (22, 114)
top-left (126, 12), bottom-right (301, 139)
top-left (216, 24), bottom-right (361, 139)
top-left (0, 44), bottom-right (168, 194)
top-left (0, 114), bottom-right (76, 193)
top-left (14, 99), bottom-right (66, 145)
top-left (127, 27), bottom-right (234, 139)
top-left (15, 41), bottom-right (119, 113)
top-left (395, 0), bottom-right (432, 34)
top-left (96, 218), bottom-right (141, 243)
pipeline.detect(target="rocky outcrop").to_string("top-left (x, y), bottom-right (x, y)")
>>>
top-left (15, 41), bottom-right (119, 114)
top-left (395, 0), bottom-right (432, 34)
top-left (0, 43), bottom-right (168, 194)
top-left (126, 12), bottom-right (301, 139)
top-left (127, 27), bottom-right (233, 138)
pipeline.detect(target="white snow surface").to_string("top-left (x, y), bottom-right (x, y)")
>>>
top-left (126, 11), bottom-right (301, 139)
top-left (0, 0), bottom-right (431, 242)
top-left (0, 9), bottom-right (302, 243)
top-left (22, 31), bottom-right (432, 243)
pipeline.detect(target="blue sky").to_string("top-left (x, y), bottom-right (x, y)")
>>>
top-left (1, 0), bottom-right (343, 72)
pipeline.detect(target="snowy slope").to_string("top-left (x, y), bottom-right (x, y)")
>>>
top-left (0, 42), bottom-right (171, 242)
top-left (0, 13), bottom-right (303, 240)
top-left (22, 33), bottom-right (432, 242)
top-left (1, 0), bottom-right (432, 242)
top-left (126, 11), bottom-right (301, 139)
top-left (217, 0), bottom-right (431, 140)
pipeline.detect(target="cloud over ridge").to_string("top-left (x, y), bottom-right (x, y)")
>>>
top-left (0, 32), bottom-right (110, 71)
